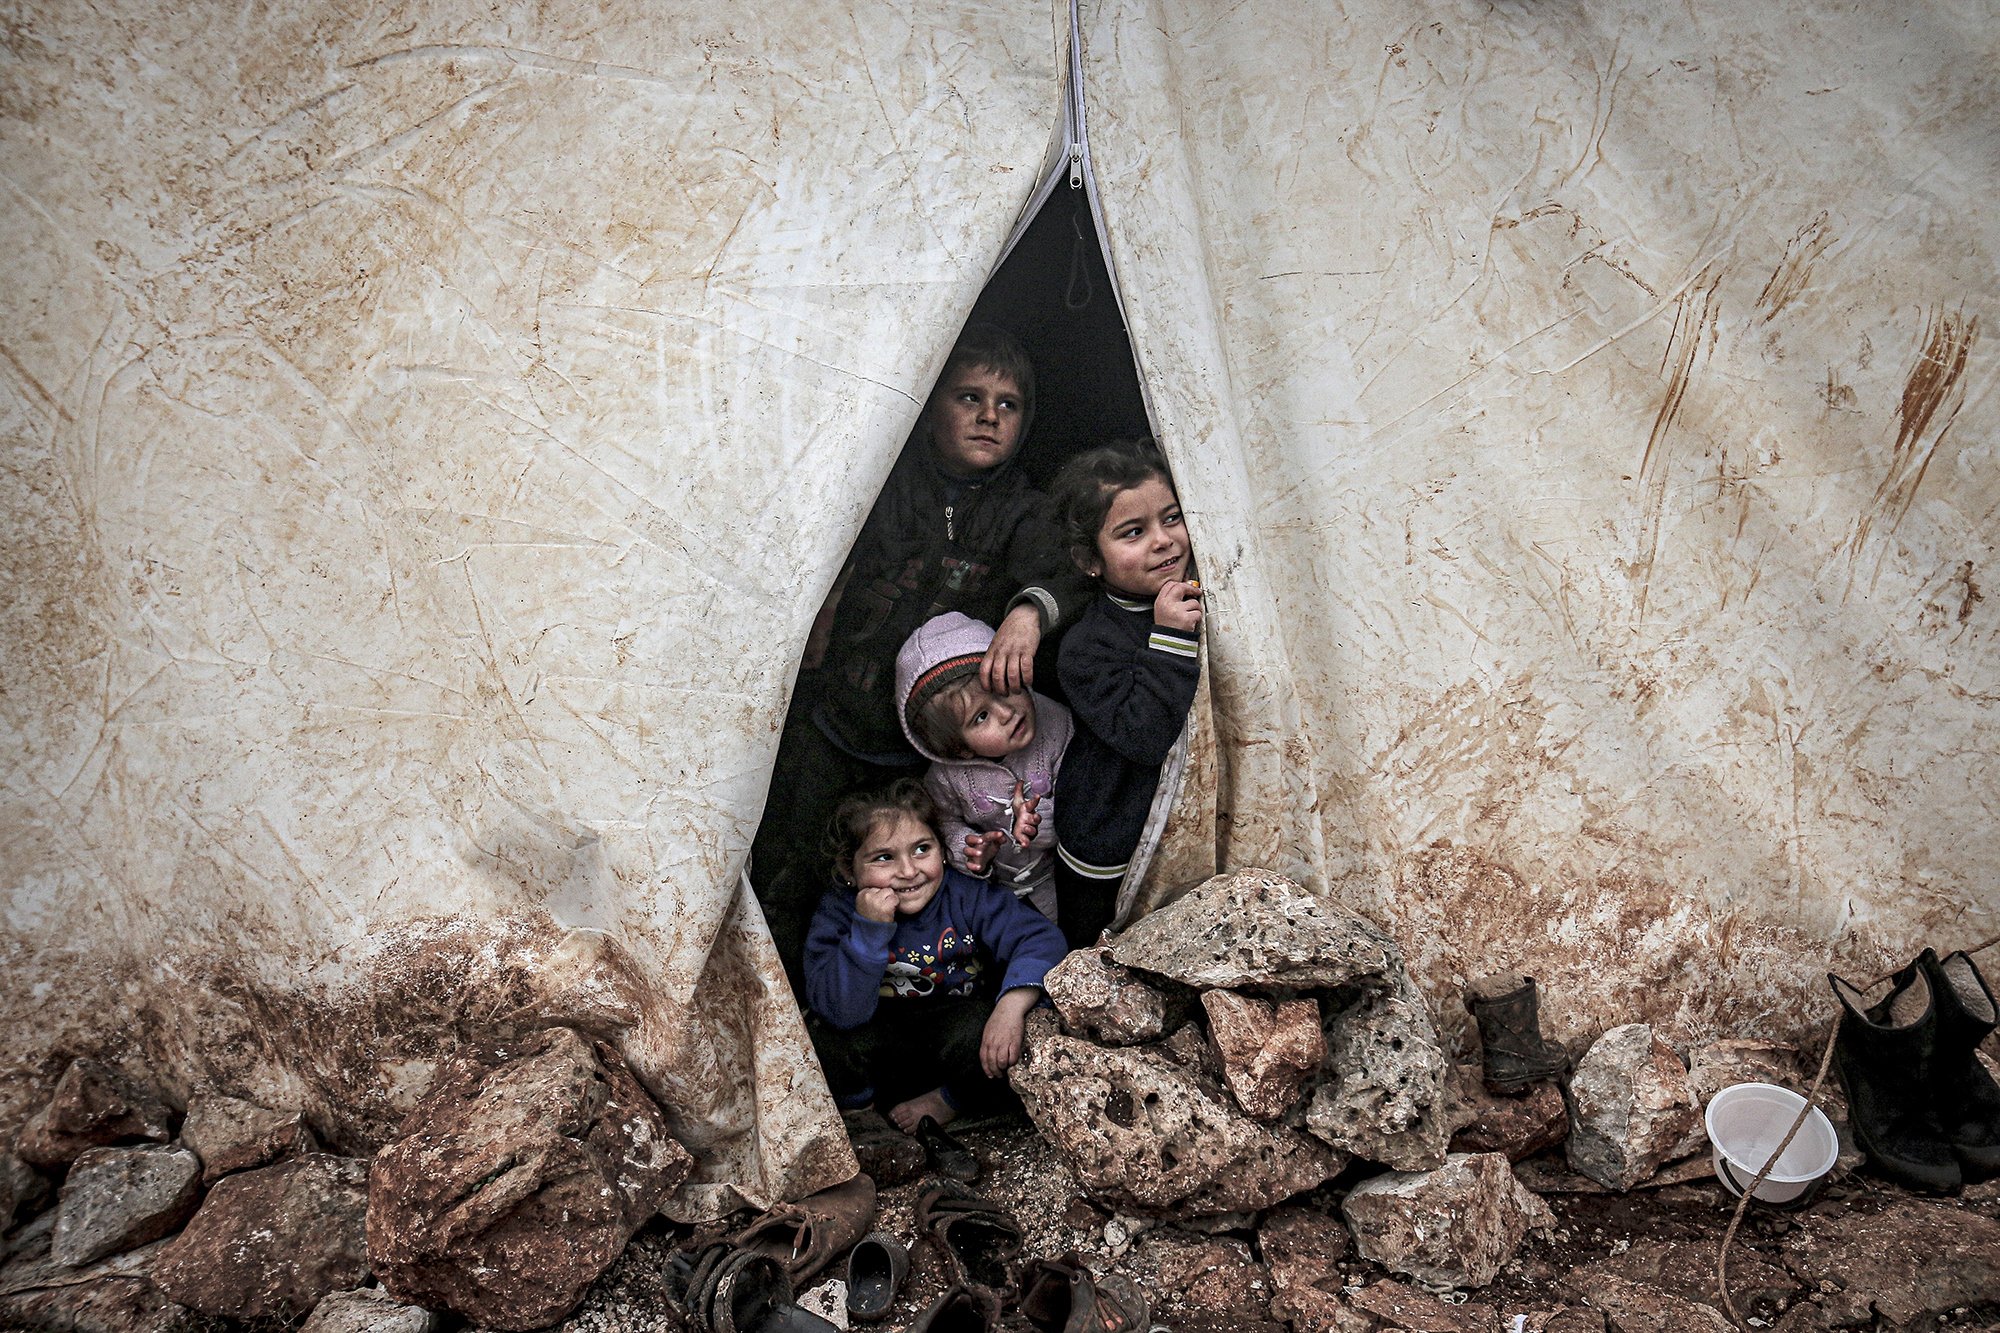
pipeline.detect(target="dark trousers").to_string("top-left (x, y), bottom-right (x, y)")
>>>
top-left (1052, 860), bottom-right (1118, 950)
top-left (748, 707), bottom-right (922, 993)
top-left (807, 996), bottom-right (1003, 1113)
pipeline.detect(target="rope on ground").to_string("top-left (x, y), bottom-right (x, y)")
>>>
top-left (1713, 931), bottom-right (2000, 1330)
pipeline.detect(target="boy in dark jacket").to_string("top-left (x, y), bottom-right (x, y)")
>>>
top-left (751, 326), bottom-right (1087, 987)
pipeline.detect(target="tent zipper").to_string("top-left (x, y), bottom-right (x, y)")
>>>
top-left (945, 504), bottom-right (955, 542)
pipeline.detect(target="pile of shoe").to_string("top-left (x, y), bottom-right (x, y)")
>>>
top-left (1830, 947), bottom-right (2000, 1193)
top-left (675, 1174), bottom-right (1148, 1333)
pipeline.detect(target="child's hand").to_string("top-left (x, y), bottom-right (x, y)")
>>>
top-left (855, 883), bottom-right (898, 924)
top-left (1154, 579), bottom-right (1204, 632)
top-left (962, 830), bottom-right (1006, 876)
top-left (980, 987), bottom-right (1041, 1078)
top-left (1009, 781), bottom-right (1042, 848)
top-left (981, 604), bottom-right (1042, 694)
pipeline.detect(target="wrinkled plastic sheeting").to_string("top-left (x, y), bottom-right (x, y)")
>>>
top-left (1086, 0), bottom-right (1998, 1044)
top-left (0, 0), bottom-right (1066, 1215)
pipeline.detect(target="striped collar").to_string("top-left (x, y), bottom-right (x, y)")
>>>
top-left (1107, 592), bottom-right (1151, 613)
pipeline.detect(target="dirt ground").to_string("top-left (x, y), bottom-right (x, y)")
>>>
top-left (541, 1111), bottom-right (2000, 1333)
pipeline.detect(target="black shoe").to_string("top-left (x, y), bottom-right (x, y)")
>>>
top-left (1467, 973), bottom-right (1570, 1095)
top-left (1922, 949), bottom-right (2000, 1182)
top-left (915, 1115), bottom-right (979, 1183)
top-left (1831, 955), bottom-right (1961, 1193)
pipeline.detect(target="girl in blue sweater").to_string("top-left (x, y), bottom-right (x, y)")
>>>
top-left (803, 780), bottom-right (1067, 1131)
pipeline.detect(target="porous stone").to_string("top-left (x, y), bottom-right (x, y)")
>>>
top-left (180, 1094), bottom-right (321, 1184)
top-left (1043, 946), bottom-right (1187, 1045)
top-left (1307, 974), bottom-right (1461, 1171)
top-left (1665, 1039), bottom-right (1807, 1159)
top-left (52, 1145), bottom-right (203, 1267)
top-left (1566, 1239), bottom-right (1798, 1313)
top-left (368, 1026), bottom-right (691, 1331)
top-left (1140, 1232), bottom-right (1270, 1317)
top-left (1566, 1271), bottom-right (1733, 1332)
top-left (0, 1210), bottom-right (202, 1331)
top-left (1109, 869), bottom-right (1396, 992)
top-left (1523, 1311), bottom-right (1607, 1332)
top-left (1203, 991), bottom-right (1323, 1121)
top-left (299, 1285), bottom-right (440, 1333)
top-left (1448, 1065), bottom-right (1569, 1162)
top-left (15, 1060), bottom-right (173, 1169)
top-left (1259, 1202), bottom-right (1351, 1333)
top-left (152, 1153), bottom-right (371, 1321)
top-left (1564, 1024), bottom-right (1699, 1190)
top-left (1338, 1151), bottom-right (1553, 1290)
top-left (1346, 1278), bottom-right (1496, 1331)
top-left (1780, 1198), bottom-right (2000, 1328)
top-left (1011, 1011), bottom-right (1345, 1216)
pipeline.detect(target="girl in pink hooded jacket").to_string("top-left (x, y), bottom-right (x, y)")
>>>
top-left (895, 612), bottom-right (1072, 921)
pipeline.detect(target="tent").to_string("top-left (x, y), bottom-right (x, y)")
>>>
top-left (3, 0), bottom-right (1994, 1216)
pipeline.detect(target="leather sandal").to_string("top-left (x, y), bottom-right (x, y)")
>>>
top-left (915, 1114), bottom-right (980, 1182)
top-left (726, 1173), bottom-right (879, 1284)
top-left (1018, 1252), bottom-right (1150, 1333)
top-left (914, 1182), bottom-right (1021, 1295)
top-left (904, 1283), bottom-right (998, 1333)
top-left (843, 1231), bottom-right (909, 1323)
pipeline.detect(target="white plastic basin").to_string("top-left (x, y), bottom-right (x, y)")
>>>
top-left (1705, 1081), bottom-right (1839, 1203)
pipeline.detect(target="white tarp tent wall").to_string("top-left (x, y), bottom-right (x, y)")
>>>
top-left (3, 0), bottom-right (1994, 1215)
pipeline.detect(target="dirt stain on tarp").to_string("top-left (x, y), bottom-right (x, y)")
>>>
top-left (1845, 307), bottom-right (1978, 590)
top-left (1632, 271), bottom-right (1722, 618)
top-left (1755, 214), bottom-right (1833, 322)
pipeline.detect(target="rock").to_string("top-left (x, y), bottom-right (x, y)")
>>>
top-left (1011, 1012), bottom-right (1345, 1216)
top-left (52, 1145), bottom-right (203, 1267)
top-left (180, 1094), bottom-right (321, 1184)
top-left (1780, 1198), bottom-right (2000, 1327)
top-left (15, 1060), bottom-right (174, 1170)
top-left (1566, 1239), bottom-right (1798, 1313)
top-left (1203, 992), bottom-right (1323, 1121)
top-left (1523, 1311), bottom-right (1606, 1332)
top-left (1307, 975), bottom-right (1460, 1171)
top-left (1044, 946), bottom-right (1188, 1045)
top-left (152, 1153), bottom-right (371, 1320)
top-left (1259, 1202), bottom-right (1351, 1333)
top-left (1140, 1232), bottom-right (1270, 1317)
top-left (1564, 1025), bottom-right (1699, 1190)
top-left (0, 1211), bottom-right (204, 1332)
top-left (299, 1285), bottom-right (440, 1333)
top-left (1345, 1278), bottom-right (1495, 1330)
top-left (1338, 1152), bottom-right (1552, 1290)
top-left (1664, 1039), bottom-right (1806, 1158)
top-left (1566, 1271), bottom-right (1733, 1332)
top-left (1, 1150), bottom-right (51, 1231)
top-left (1448, 1065), bottom-right (1568, 1162)
top-left (368, 1026), bottom-right (692, 1330)
top-left (1109, 869), bottom-right (1396, 992)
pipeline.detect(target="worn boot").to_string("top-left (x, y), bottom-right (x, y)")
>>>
top-left (1922, 949), bottom-right (2000, 1182)
top-left (1467, 973), bottom-right (1570, 1095)
top-left (1830, 956), bottom-right (1961, 1193)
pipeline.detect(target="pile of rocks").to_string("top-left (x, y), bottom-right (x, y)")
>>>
top-left (0, 1027), bottom-right (690, 1332)
top-left (1009, 869), bottom-right (1554, 1289)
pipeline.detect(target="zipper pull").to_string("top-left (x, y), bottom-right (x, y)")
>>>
top-left (945, 504), bottom-right (955, 542)
top-left (1068, 143), bottom-right (1083, 190)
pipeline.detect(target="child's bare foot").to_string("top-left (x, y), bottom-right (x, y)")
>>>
top-left (887, 1088), bottom-right (956, 1134)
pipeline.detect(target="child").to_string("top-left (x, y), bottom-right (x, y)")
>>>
top-left (803, 781), bottom-right (1067, 1132)
top-left (749, 326), bottom-right (1090, 988)
top-left (1048, 441), bottom-right (1203, 949)
top-left (896, 611), bottom-right (1074, 921)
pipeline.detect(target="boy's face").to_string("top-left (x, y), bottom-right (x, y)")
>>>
top-left (926, 365), bottom-right (1025, 478)
top-left (852, 811), bottom-right (944, 916)
top-left (1087, 477), bottom-right (1190, 599)
top-left (951, 683), bottom-right (1037, 760)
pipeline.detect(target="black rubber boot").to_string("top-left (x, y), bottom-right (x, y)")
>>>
top-left (1923, 949), bottom-right (2000, 1182)
top-left (1467, 973), bottom-right (1570, 1095)
top-left (1830, 956), bottom-right (1961, 1193)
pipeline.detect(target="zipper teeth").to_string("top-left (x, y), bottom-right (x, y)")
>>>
top-left (945, 504), bottom-right (955, 542)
